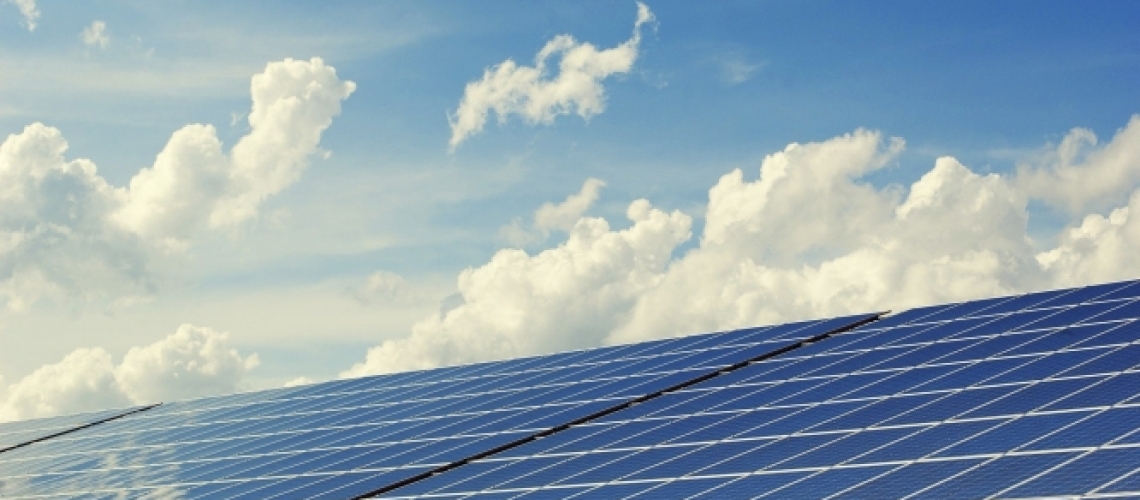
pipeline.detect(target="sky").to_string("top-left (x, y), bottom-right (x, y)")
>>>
top-left (0, 0), bottom-right (1138, 421)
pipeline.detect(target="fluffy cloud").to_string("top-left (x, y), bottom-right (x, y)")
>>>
top-left (1037, 191), bottom-right (1140, 286)
top-left (4, 0), bottom-right (38, 31)
top-left (80, 20), bottom-right (109, 49)
top-left (448, 3), bottom-right (654, 149)
top-left (0, 349), bottom-right (126, 422)
top-left (342, 200), bottom-right (691, 376)
top-left (0, 124), bottom-right (147, 311)
top-left (113, 324), bottom-right (260, 404)
top-left (114, 57), bottom-right (356, 242)
top-left (1016, 116), bottom-right (1140, 215)
top-left (612, 152), bottom-right (1041, 344)
top-left (348, 115), bottom-right (1140, 375)
top-left (0, 58), bottom-right (353, 310)
top-left (701, 129), bottom-right (904, 265)
top-left (500, 177), bottom-right (606, 246)
top-left (0, 325), bottom-right (257, 422)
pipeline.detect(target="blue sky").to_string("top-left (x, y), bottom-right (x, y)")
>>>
top-left (1, 1), bottom-right (1138, 419)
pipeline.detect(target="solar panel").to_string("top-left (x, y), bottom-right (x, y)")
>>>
top-left (374, 280), bottom-right (1140, 499)
top-left (0, 406), bottom-right (151, 453)
top-left (0, 314), bottom-right (875, 498)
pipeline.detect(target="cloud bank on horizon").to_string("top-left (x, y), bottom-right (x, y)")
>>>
top-left (0, 324), bottom-right (258, 421)
top-left (343, 116), bottom-right (1140, 376)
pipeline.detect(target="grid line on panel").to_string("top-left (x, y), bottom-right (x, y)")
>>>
top-left (0, 404), bottom-right (161, 455)
top-left (347, 313), bottom-right (885, 499)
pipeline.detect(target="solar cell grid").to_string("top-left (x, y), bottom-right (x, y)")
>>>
top-left (377, 280), bottom-right (1140, 499)
top-left (0, 406), bottom-right (144, 453)
top-left (0, 315), bottom-right (874, 498)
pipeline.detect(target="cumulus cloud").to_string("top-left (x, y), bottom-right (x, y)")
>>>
top-left (1015, 116), bottom-right (1140, 215)
top-left (448, 2), bottom-right (654, 150)
top-left (0, 58), bottom-right (353, 310)
top-left (113, 324), bottom-right (260, 404)
top-left (0, 324), bottom-right (257, 422)
top-left (701, 129), bottom-right (905, 265)
top-left (0, 349), bottom-right (126, 422)
top-left (0, 124), bottom-right (149, 310)
top-left (347, 115), bottom-right (1140, 376)
top-left (612, 152), bottom-right (1040, 344)
top-left (342, 199), bottom-right (691, 376)
top-left (4, 0), bottom-right (37, 31)
top-left (1036, 191), bottom-right (1140, 286)
top-left (500, 177), bottom-right (606, 246)
top-left (114, 57), bottom-right (356, 242)
top-left (81, 20), bottom-right (109, 49)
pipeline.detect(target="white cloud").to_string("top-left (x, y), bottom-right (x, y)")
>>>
top-left (0, 58), bottom-right (353, 311)
top-left (81, 20), bottom-right (109, 49)
top-left (4, 0), bottom-right (38, 31)
top-left (0, 123), bottom-right (149, 311)
top-left (701, 129), bottom-right (904, 265)
top-left (347, 115), bottom-right (1140, 376)
top-left (499, 177), bottom-right (606, 246)
top-left (1015, 116), bottom-right (1140, 215)
top-left (114, 57), bottom-right (356, 242)
top-left (1037, 191), bottom-right (1140, 287)
top-left (0, 324), bottom-right (257, 421)
top-left (0, 348), bottom-right (127, 422)
top-left (612, 152), bottom-right (1040, 344)
top-left (448, 2), bottom-right (655, 150)
top-left (113, 324), bottom-right (259, 404)
top-left (341, 199), bottom-right (691, 376)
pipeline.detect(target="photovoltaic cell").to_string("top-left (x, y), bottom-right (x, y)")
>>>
top-left (375, 280), bottom-right (1140, 499)
top-left (0, 314), bottom-right (873, 498)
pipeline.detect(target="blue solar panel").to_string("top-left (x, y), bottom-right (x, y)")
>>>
top-left (0, 315), bottom-right (874, 498)
top-left (0, 405), bottom-right (149, 453)
top-left (375, 280), bottom-right (1140, 499)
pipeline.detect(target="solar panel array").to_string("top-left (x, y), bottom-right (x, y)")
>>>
top-left (376, 280), bottom-right (1140, 499)
top-left (2, 280), bottom-right (1140, 499)
top-left (0, 314), bottom-right (873, 499)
